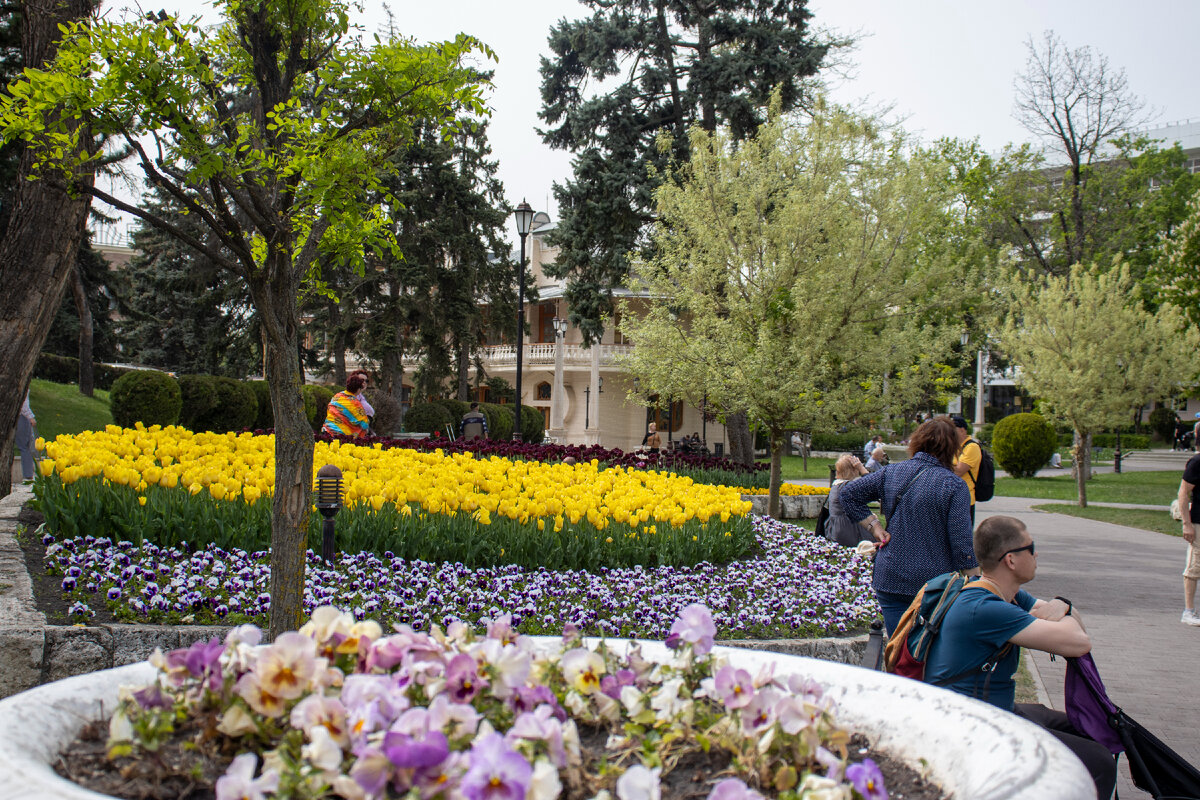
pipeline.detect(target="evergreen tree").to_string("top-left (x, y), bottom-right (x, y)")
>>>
top-left (539, 0), bottom-right (831, 344)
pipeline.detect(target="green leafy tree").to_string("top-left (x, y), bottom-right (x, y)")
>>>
top-left (539, 0), bottom-right (833, 345)
top-left (0, 0), bottom-right (490, 635)
top-left (619, 102), bottom-right (967, 516)
top-left (999, 263), bottom-right (1198, 506)
top-left (1152, 192), bottom-right (1200, 335)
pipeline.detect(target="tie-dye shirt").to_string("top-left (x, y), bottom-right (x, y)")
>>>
top-left (322, 391), bottom-right (372, 437)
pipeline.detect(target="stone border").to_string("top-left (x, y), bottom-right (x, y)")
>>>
top-left (740, 493), bottom-right (824, 518)
top-left (0, 484), bottom-right (865, 699)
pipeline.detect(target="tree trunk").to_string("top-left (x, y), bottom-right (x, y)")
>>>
top-left (71, 264), bottom-right (94, 397)
top-left (1072, 428), bottom-right (1089, 508)
top-left (0, 0), bottom-right (97, 499)
top-left (725, 410), bottom-right (754, 466)
top-left (768, 433), bottom-right (784, 519)
top-left (457, 335), bottom-right (470, 400)
top-left (250, 260), bottom-right (314, 641)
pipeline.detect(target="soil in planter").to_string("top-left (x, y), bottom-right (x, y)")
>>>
top-left (56, 718), bottom-right (946, 800)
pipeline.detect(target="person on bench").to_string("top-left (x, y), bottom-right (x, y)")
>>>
top-left (924, 515), bottom-right (1116, 799)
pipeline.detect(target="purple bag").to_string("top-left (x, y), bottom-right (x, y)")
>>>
top-left (1064, 653), bottom-right (1124, 755)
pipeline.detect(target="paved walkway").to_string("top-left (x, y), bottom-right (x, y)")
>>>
top-left (977, 494), bottom-right (1197, 799)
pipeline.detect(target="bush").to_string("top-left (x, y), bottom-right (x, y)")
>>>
top-left (520, 404), bottom-right (545, 444)
top-left (109, 370), bottom-right (181, 428)
top-left (1149, 407), bottom-right (1178, 442)
top-left (177, 374), bottom-right (219, 430)
top-left (94, 363), bottom-right (135, 391)
top-left (481, 403), bottom-right (513, 440)
top-left (435, 398), bottom-right (472, 426)
top-left (404, 401), bottom-right (452, 436)
top-left (978, 423), bottom-right (996, 445)
top-left (301, 384), bottom-right (336, 432)
top-left (1056, 432), bottom-right (1152, 450)
top-left (992, 413), bottom-right (1057, 478)
top-left (364, 389), bottom-right (402, 435)
top-left (34, 353), bottom-right (134, 390)
top-left (247, 380), bottom-right (273, 430)
top-left (194, 377), bottom-right (258, 433)
top-left (810, 430), bottom-right (869, 452)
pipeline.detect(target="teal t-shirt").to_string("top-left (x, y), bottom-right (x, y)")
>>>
top-left (923, 587), bottom-right (1036, 710)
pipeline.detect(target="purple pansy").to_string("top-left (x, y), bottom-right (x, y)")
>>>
top-left (846, 758), bottom-right (888, 800)
top-left (460, 732), bottom-right (532, 800)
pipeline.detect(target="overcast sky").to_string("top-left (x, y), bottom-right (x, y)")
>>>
top-left (105, 0), bottom-right (1200, 241)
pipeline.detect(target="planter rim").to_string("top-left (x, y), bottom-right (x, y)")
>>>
top-left (0, 639), bottom-right (1092, 800)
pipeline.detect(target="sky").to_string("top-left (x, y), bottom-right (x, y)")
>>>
top-left (98, 0), bottom-right (1200, 243)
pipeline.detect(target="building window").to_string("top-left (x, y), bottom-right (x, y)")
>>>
top-left (612, 312), bottom-right (628, 345)
top-left (535, 382), bottom-right (552, 401)
top-left (537, 302), bottom-right (557, 343)
top-left (1189, 157), bottom-right (1200, 175)
top-left (646, 396), bottom-right (684, 433)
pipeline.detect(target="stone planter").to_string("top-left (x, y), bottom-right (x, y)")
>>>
top-left (0, 641), bottom-right (1092, 800)
top-left (742, 493), bottom-right (825, 518)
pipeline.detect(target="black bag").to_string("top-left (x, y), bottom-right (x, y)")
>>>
top-left (814, 498), bottom-right (830, 539)
top-left (969, 438), bottom-right (996, 502)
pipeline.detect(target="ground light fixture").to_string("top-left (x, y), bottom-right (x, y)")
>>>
top-left (315, 464), bottom-right (343, 563)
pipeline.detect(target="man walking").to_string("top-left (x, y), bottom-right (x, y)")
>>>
top-left (949, 414), bottom-right (982, 525)
top-left (1177, 452), bottom-right (1200, 626)
top-left (924, 515), bottom-right (1117, 799)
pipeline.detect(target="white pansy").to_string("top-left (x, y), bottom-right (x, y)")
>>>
top-left (302, 725), bottom-right (343, 772)
top-left (616, 765), bottom-right (661, 800)
top-left (619, 685), bottom-right (645, 716)
top-left (530, 757), bottom-right (563, 800)
top-left (216, 704), bottom-right (259, 737)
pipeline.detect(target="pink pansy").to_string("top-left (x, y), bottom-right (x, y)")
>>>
top-left (426, 694), bottom-right (480, 739)
top-left (460, 732), bottom-right (532, 800)
top-left (708, 778), bottom-right (764, 800)
top-left (290, 694), bottom-right (349, 746)
top-left (350, 743), bottom-right (392, 797)
top-left (739, 687), bottom-right (781, 732)
top-left (561, 648), bottom-right (606, 695)
top-left (506, 705), bottom-right (568, 768)
top-left (475, 638), bottom-right (532, 699)
top-left (714, 666), bottom-right (755, 709)
top-left (486, 614), bottom-right (518, 645)
top-left (214, 753), bottom-right (280, 800)
top-left (445, 652), bottom-right (488, 702)
top-left (777, 695), bottom-right (821, 736)
top-left (253, 632), bottom-right (323, 700)
top-left (616, 764), bottom-right (661, 800)
top-left (667, 604), bottom-right (716, 655)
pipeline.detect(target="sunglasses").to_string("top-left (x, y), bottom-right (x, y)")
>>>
top-left (1002, 541), bottom-right (1036, 558)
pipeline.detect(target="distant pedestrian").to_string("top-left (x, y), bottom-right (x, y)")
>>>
top-left (322, 372), bottom-right (373, 439)
top-left (14, 390), bottom-right (37, 482)
top-left (948, 414), bottom-right (983, 526)
top-left (865, 446), bottom-right (888, 472)
top-left (460, 402), bottom-right (488, 440)
top-left (1176, 452), bottom-right (1200, 627)
top-left (641, 422), bottom-right (662, 452)
top-left (863, 434), bottom-right (882, 462)
top-left (1193, 413), bottom-right (1200, 454)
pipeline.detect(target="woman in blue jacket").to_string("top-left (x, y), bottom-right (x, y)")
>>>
top-left (839, 417), bottom-right (977, 634)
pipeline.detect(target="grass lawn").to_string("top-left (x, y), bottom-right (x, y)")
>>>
top-left (28, 378), bottom-right (112, 442)
top-left (1032, 504), bottom-right (1179, 536)
top-left (995, 470), bottom-right (1178, 505)
top-left (778, 455), bottom-right (837, 482)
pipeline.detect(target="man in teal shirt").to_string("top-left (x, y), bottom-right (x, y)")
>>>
top-left (924, 515), bottom-right (1116, 799)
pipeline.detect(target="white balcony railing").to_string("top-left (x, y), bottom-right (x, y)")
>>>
top-left (481, 343), bottom-right (633, 368)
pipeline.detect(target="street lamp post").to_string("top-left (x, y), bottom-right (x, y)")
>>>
top-left (550, 316), bottom-right (569, 434)
top-left (512, 200), bottom-right (535, 442)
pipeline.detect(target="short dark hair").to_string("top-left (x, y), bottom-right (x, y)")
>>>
top-left (975, 516), bottom-right (1029, 569)
top-left (470, 402), bottom-right (479, 410)
top-left (906, 418), bottom-right (960, 468)
top-left (949, 414), bottom-right (970, 431)
top-left (345, 373), bottom-right (366, 393)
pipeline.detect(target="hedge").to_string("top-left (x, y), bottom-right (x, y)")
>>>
top-left (34, 353), bottom-right (134, 391)
top-left (520, 404), bottom-right (545, 444)
top-left (301, 384), bottom-right (336, 432)
top-left (404, 402), bottom-right (452, 436)
top-left (1057, 432), bottom-right (1151, 449)
top-left (177, 374), bottom-right (219, 430)
top-left (247, 380), bottom-right (273, 430)
top-left (481, 403), bottom-right (513, 441)
top-left (194, 377), bottom-right (258, 433)
top-left (109, 370), bottom-right (181, 428)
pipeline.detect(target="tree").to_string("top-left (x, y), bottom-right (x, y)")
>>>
top-left (1, 0), bottom-right (490, 635)
top-left (539, 0), bottom-right (833, 345)
top-left (0, 0), bottom-right (97, 499)
top-left (619, 101), bottom-right (966, 517)
top-left (999, 263), bottom-right (1197, 507)
top-left (1150, 189), bottom-right (1200, 335)
top-left (1008, 31), bottom-right (1152, 277)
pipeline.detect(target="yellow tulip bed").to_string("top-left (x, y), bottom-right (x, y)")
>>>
top-left (35, 425), bottom-right (757, 571)
top-left (738, 484), bottom-right (829, 496)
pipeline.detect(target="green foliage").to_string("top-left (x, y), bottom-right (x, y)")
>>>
top-left (1057, 432), bottom-right (1150, 450)
top-left (247, 381), bottom-right (273, 430)
top-left (363, 389), bottom-right (401, 436)
top-left (109, 370), bottom-right (181, 429)
top-left (34, 475), bottom-right (758, 570)
top-left (404, 402), bottom-right (452, 435)
top-left (480, 403), bottom-right (513, 440)
top-left (177, 374), bottom-right (218, 430)
top-left (979, 423), bottom-right (996, 445)
top-left (520, 405), bottom-right (545, 444)
top-left (1155, 192), bottom-right (1200, 334)
top-left (301, 385), bottom-right (336, 433)
top-left (34, 353), bottom-right (133, 390)
top-left (435, 398), bottom-right (471, 424)
top-left (810, 431), bottom-right (871, 452)
top-left (194, 377), bottom-right (258, 433)
top-left (992, 413), bottom-right (1057, 478)
top-left (539, 0), bottom-right (832, 342)
top-left (484, 377), bottom-right (514, 404)
top-left (1148, 407), bottom-right (1179, 441)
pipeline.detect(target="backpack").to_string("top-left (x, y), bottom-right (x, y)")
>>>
top-left (968, 438), bottom-right (995, 502)
top-left (814, 497), bottom-right (830, 540)
top-left (883, 572), bottom-right (1008, 683)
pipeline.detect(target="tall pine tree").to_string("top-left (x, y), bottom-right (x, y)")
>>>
top-left (539, 0), bottom-right (831, 343)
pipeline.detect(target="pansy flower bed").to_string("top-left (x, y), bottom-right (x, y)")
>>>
top-left (44, 516), bottom-right (876, 639)
top-left (87, 603), bottom-right (892, 800)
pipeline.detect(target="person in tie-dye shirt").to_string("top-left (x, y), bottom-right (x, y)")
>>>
top-left (322, 372), bottom-right (374, 438)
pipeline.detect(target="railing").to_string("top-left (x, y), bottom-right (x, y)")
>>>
top-left (481, 343), bottom-right (633, 367)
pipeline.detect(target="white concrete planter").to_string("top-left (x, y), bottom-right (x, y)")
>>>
top-left (0, 642), bottom-right (1092, 800)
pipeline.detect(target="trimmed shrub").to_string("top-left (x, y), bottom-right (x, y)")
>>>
top-left (94, 363), bottom-right (135, 390)
top-left (301, 384), bottom-right (336, 432)
top-left (435, 398), bottom-right (472, 426)
top-left (194, 377), bottom-right (258, 433)
top-left (177, 374), bottom-right (219, 430)
top-left (404, 401), bottom-right (452, 436)
top-left (34, 353), bottom-right (134, 390)
top-left (247, 380), bottom-right (273, 430)
top-left (1149, 407), bottom-right (1178, 442)
top-left (978, 422), bottom-right (996, 445)
top-left (481, 403), bottom-right (513, 441)
top-left (810, 430), bottom-right (869, 452)
top-left (364, 389), bottom-right (402, 435)
top-left (992, 413), bottom-right (1057, 478)
top-left (1056, 432), bottom-right (1152, 450)
top-left (520, 404), bottom-right (545, 444)
top-left (110, 370), bottom-right (181, 428)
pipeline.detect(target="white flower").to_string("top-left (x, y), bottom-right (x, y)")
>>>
top-left (797, 774), bottom-right (851, 800)
top-left (564, 690), bottom-right (589, 718)
top-left (300, 606), bottom-right (354, 643)
top-left (619, 685), bottom-right (645, 716)
top-left (530, 757), bottom-right (563, 800)
top-left (616, 765), bottom-right (661, 800)
top-left (302, 725), bottom-right (343, 772)
top-left (217, 704), bottom-right (259, 737)
top-left (214, 753), bottom-right (280, 800)
top-left (649, 677), bottom-right (692, 723)
top-left (561, 648), bottom-right (606, 695)
top-left (107, 709), bottom-right (133, 744)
